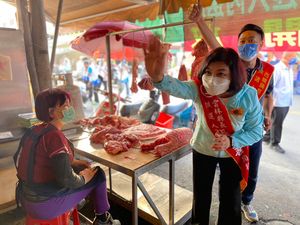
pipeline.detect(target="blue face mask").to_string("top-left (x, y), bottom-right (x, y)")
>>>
top-left (238, 44), bottom-right (258, 62)
top-left (61, 106), bottom-right (76, 123)
top-left (289, 57), bottom-right (298, 65)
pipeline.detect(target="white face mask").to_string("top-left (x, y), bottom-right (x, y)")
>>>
top-left (202, 75), bottom-right (230, 96)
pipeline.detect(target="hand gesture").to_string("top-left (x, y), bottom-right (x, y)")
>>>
top-left (79, 167), bottom-right (97, 183)
top-left (72, 159), bottom-right (91, 169)
top-left (143, 36), bottom-right (171, 82)
top-left (212, 133), bottom-right (230, 151)
top-left (264, 117), bottom-right (272, 131)
top-left (188, 3), bottom-right (203, 23)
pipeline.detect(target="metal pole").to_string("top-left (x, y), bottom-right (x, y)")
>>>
top-left (109, 18), bottom-right (213, 37)
top-left (169, 159), bottom-right (175, 225)
top-left (105, 35), bottom-right (114, 114)
top-left (132, 174), bottom-right (138, 225)
top-left (50, 0), bottom-right (64, 73)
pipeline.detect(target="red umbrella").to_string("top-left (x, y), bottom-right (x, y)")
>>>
top-left (71, 21), bottom-right (154, 60)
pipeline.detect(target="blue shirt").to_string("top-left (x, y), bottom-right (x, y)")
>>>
top-left (154, 76), bottom-right (264, 158)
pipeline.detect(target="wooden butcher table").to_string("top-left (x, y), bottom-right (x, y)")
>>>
top-left (72, 132), bottom-right (193, 225)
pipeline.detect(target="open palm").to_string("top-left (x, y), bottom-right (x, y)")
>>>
top-left (144, 37), bottom-right (171, 82)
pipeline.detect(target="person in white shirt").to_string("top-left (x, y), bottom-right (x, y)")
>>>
top-left (263, 52), bottom-right (297, 153)
top-left (96, 59), bottom-right (108, 91)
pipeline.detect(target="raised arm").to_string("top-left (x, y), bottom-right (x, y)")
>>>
top-left (143, 37), bottom-right (171, 82)
top-left (144, 37), bottom-right (197, 100)
top-left (188, 4), bottom-right (221, 50)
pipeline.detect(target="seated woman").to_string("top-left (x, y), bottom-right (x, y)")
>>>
top-left (14, 88), bottom-right (120, 225)
top-left (143, 37), bottom-right (264, 225)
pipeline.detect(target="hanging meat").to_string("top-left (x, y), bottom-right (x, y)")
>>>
top-left (191, 39), bottom-right (209, 79)
top-left (130, 58), bottom-right (139, 93)
top-left (141, 127), bottom-right (193, 157)
top-left (161, 91), bottom-right (170, 105)
top-left (178, 64), bottom-right (188, 81)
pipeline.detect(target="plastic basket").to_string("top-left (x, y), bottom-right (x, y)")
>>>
top-left (155, 112), bottom-right (174, 129)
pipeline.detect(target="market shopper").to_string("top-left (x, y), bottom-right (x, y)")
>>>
top-left (263, 52), bottom-right (297, 153)
top-left (144, 37), bottom-right (264, 225)
top-left (189, 4), bottom-right (274, 222)
top-left (14, 88), bottom-right (120, 225)
top-left (83, 60), bottom-right (99, 103)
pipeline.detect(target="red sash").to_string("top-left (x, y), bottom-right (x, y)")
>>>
top-left (248, 61), bottom-right (274, 100)
top-left (193, 79), bottom-right (249, 191)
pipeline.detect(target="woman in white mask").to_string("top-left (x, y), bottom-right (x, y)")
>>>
top-left (144, 37), bottom-right (264, 225)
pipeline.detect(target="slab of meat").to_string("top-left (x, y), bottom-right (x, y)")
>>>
top-left (79, 115), bottom-right (140, 129)
top-left (140, 137), bottom-right (169, 152)
top-left (104, 133), bottom-right (140, 154)
top-left (104, 140), bottom-right (129, 155)
top-left (123, 124), bottom-right (166, 140)
top-left (90, 126), bottom-right (122, 144)
top-left (105, 133), bottom-right (140, 148)
top-left (141, 128), bottom-right (193, 157)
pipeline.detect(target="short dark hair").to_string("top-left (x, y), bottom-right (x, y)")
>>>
top-left (198, 47), bottom-right (247, 95)
top-left (238, 24), bottom-right (264, 40)
top-left (35, 88), bottom-right (71, 122)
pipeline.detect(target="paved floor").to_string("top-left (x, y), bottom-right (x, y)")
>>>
top-left (1, 95), bottom-right (299, 225)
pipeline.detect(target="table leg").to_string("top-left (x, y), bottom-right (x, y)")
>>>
top-left (169, 159), bottom-right (175, 225)
top-left (109, 167), bottom-right (112, 196)
top-left (132, 174), bottom-right (138, 225)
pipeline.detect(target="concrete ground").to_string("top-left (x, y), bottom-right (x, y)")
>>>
top-left (1, 94), bottom-right (299, 225)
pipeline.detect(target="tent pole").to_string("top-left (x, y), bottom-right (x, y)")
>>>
top-left (109, 19), bottom-right (213, 37)
top-left (159, 0), bottom-right (163, 15)
top-left (50, 0), bottom-right (64, 73)
top-left (16, 0), bottom-right (40, 97)
top-left (30, 0), bottom-right (52, 91)
top-left (106, 35), bottom-right (114, 114)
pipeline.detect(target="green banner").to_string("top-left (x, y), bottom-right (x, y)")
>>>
top-left (164, 8), bottom-right (184, 43)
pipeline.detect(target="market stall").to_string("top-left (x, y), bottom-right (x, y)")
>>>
top-left (72, 129), bottom-right (192, 225)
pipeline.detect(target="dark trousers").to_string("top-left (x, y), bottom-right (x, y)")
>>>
top-left (192, 151), bottom-right (242, 225)
top-left (264, 106), bottom-right (289, 145)
top-left (242, 139), bottom-right (262, 204)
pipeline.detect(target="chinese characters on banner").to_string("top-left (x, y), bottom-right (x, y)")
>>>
top-left (219, 31), bottom-right (300, 52)
top-left (184, 0), bottom-right (300, 51)
top-left (264, 31), bottom-right (300, 51)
